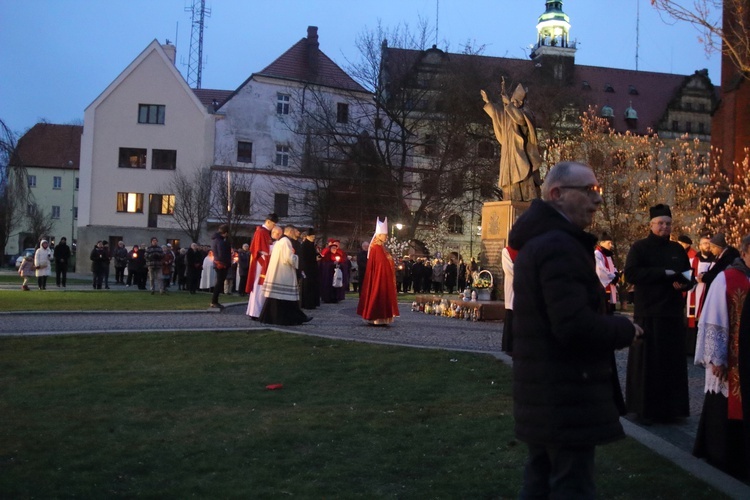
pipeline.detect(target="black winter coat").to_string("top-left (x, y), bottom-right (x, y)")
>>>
top-left (700, 245), bottom-right (741, 290)
top-left (624, 232), bottom-right (693, 318)
top-left (508, 199), bottom-right (635, 447)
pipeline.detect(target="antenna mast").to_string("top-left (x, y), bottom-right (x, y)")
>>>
top-left (435, 0), bottom-right (439, 46)
top-left (186, 0), bottom-right (210, 88)
top-left (635, 0), bottom-right (640, 71)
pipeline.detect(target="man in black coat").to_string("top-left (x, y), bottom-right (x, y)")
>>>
top-left (299, 229), bottom-right (320, 310)
top-left (699, 232), bottom-right (741, 293)
top-left (509, 162), bottom-right (639, 498)
top-left (624, 203), bottom-right (693, 424)
top-left (53, 236), bottom-right (71, 287)
top-left (210, 224), bottom-right (231, 309)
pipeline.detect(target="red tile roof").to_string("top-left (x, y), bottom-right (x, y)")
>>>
top-left (192, 88), bottom-right (233, 108)
top-left (12, 123), bottom-right (82, 169)
top-left (256, 26), bottom-right (367, 93)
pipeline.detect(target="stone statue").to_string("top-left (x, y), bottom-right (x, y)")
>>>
top-left (481, 80), bottom-right (542, 201)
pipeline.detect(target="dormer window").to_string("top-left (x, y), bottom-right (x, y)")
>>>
top-left (604, 84), bottom-right (615, 93)
top-left (601, 105), bottom-right (614, 118)
top-left (582, 81), bottom-right (591, 90)
top-left (628, 85), bottom-right (639, 95)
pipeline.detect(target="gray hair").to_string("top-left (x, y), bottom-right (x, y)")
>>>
top-left (541, 161), bottom-right (591, 201)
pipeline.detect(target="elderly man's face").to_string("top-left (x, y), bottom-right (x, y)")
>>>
top-left (709, 243), bottom-right (723, 257)
top-left (649, 217), bottom-right (672, 238)
top-left (553, 167), bottom-right (602, 230)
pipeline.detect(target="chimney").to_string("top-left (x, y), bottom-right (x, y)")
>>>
top-left (307, 26), bottom-right (319, 79)
top-left (162, 40), bottom-right (176, 65)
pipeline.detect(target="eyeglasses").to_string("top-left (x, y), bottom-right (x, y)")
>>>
top-left (558, 185), bottom-right (603, 196)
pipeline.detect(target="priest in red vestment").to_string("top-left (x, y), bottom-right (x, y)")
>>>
top-left (357, 217), bottom-right (399, 325)
top-left (246, 213), bottom-right (278, 319)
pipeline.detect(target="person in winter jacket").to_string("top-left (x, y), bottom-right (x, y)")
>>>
top-left (18, 254), bottom-right (34, 291)
top-left (34, 239), bottom-right (52, 290)
top-left (53, 236), bottom-right (72, 287)
top-left (508, 162), bottom-right (641, 498)
top-left (210, 224), bottom-right (231, 308)
top-left (145, 237), bottom-right (165, 294)
top-left (113, 241), bottom-right (129, 284)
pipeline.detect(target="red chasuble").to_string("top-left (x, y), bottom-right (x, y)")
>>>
top-left (356, 244), bottom-right (399, 322)
top-left (724, 268), bottom-right (750, 419)
top-left (245, 225), bottom-right (272, 294)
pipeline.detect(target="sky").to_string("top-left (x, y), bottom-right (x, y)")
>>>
top-left (0, 0), bottom-right (722, 137)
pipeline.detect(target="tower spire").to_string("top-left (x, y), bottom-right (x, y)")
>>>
top-left (530, 1), bottom-right (577, 84)
top-left (535, 0), bottom-right (571, 48)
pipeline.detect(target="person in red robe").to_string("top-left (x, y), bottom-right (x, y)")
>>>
top-left (319, 239), bottom-right (349, 303)
top-left (246, 213), bottom-right (278, 319)
top-left (357, 217), bottom-right (399, 325)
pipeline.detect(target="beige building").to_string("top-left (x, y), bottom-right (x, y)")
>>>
top-left (77, 40), bottom-right (216, 271)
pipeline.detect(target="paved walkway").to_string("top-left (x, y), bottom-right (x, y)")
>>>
top-left (1, 276), bottom-right (748, 498)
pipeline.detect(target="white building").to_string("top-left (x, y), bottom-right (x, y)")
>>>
top-left (212, 26), bottom-right (372, 237)
top-left (76, 40), bottom-right (216, 271)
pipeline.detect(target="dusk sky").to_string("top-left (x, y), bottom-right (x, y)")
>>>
top-left (0, 0), bottom-right (721, 136)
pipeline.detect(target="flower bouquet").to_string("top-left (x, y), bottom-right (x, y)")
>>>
top-left (471, 270), bottom-right (493, 301)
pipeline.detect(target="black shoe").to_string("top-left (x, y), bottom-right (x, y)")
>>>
top-left (210, 303), bottom-right (224, 309)
top-left (302, 316), bottom-right (313, 323)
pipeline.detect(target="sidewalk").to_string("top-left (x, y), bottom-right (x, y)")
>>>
top-left (1, 284), bottom-right (748, 498)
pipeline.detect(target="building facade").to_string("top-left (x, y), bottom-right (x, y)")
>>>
top-left (7, 123), bottom-right (81, 257)
top-left (76, 40), bottom-right (216, 272)
top-left (380, 0), bottom-right (717, 259)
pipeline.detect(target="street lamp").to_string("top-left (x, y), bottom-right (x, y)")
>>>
top-left (392, 222), bottom-right (403, 237)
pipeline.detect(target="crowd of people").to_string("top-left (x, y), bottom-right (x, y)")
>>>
top-left (506, 160), bottom-right (750, 497)
top-left (17, 161), bottom-right (750, 492)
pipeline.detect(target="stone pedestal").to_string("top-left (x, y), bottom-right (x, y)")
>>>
top-left (480, 200), bottom-right (530, 300)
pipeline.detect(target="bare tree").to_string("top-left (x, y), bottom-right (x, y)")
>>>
top-left (651, 0), bottom-right (750, 77)
top-left (209, 169), bottom-right (257, 244)
top-left (25, 202), bottom-right (55, 246)
top-left (0, 119), bottom-right (30, 255)
top-left (165, 167), bottom-right (212, 243)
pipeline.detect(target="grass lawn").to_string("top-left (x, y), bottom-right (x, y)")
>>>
top-left (0, 330), bottom-right (725, 498)
top-left (0, 274), bottom-right (90, 285)
top-left (0, 290), bottom-right (248, 311)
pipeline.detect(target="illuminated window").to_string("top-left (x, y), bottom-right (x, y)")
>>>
top-left (116, 192), bottom-right (144, 213)
top-left (150, 194), bottom-right (175, 215)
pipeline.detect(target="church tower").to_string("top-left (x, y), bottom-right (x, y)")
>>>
top-left (530, 0), bottom-right (577, 84)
